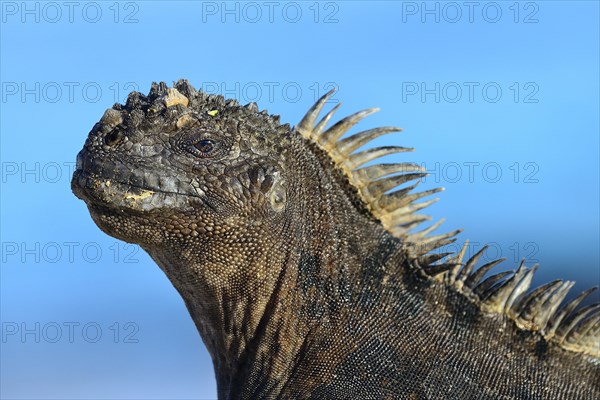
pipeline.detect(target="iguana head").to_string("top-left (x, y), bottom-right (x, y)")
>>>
top-left (72, 81), bottom-right (294, 247)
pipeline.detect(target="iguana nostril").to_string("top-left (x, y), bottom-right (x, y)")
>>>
top-left (104, 129), bottom-right (123, 146)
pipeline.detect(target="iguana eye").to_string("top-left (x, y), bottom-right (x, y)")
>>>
top-left (178, 129), bottom-right (228, 160)
top-left (194, 139), bottom-right (215, 154)
top-left (184, 136), bottom-right (223, 159)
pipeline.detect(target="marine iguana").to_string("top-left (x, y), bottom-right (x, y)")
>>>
top-left (71, 80), bottom-right (599, 399)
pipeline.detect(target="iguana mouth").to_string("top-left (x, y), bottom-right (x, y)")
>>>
top-left (72, 168), bottom-right (202, 212)
top-left (71, 141), bottom-right (205, 215)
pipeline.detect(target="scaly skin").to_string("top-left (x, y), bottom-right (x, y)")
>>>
top-left (72, 80), bottom-right (599, 399)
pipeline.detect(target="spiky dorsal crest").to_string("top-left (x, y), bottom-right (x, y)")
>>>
top-left (295, 88), bottom-right (600, 359)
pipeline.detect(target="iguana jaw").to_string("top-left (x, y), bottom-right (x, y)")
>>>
top-left (71, 147), bottom-right (216, 247)
top-left (71, 141), bottom-right (209, 211)
top-left (71, 168), bottom-right (201, 213)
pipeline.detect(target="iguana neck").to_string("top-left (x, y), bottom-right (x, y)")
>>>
top-left (145, 139), bottom-right (406, 398)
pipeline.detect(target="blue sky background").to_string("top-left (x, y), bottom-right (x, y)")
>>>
top-left (1, 1), bottom-right (598, 399)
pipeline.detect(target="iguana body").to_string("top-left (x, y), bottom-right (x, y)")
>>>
top-left (72, 80), bottom-right (599, 399)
